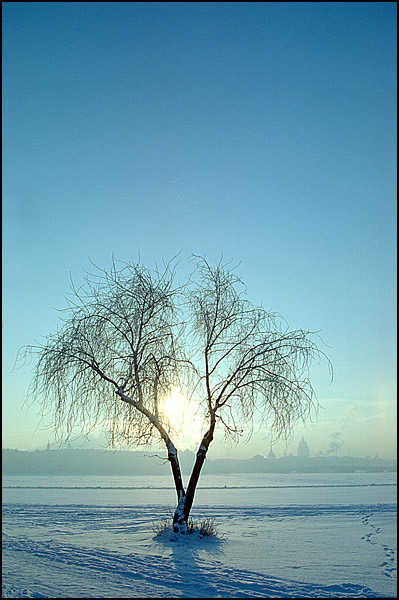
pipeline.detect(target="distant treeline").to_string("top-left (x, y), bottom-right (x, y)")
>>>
top-left (2, 448), bottom-right (397, 475)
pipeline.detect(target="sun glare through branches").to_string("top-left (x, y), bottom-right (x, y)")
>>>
top-left (160, 386), bottom-right (187, 428)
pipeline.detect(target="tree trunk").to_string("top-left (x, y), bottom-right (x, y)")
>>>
top-left (167, 444), bottom-right (185, 502)
top-left (172, 420), bottom-right (215, 532)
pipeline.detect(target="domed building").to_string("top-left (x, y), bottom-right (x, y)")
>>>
top-left (297, 436), bottom-right (310, 458)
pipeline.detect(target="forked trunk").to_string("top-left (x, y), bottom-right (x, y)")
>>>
top-left (172, 420), bottom-right (215, 532)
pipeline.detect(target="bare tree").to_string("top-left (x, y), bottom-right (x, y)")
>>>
top-left (21, 258), bottom-right (188, 505)
top-left (20, 256), bottom-right (331, 534)
top-left (172, 257), bottom-right (332, 529)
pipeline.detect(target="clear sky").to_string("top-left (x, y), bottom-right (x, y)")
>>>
top-left (3, 2), bottom-right (397, 459)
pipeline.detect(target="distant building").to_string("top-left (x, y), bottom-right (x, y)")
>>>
top-left (46, 442), bottom-right (51, 451)
top-left (267, 445), bottom-right (276, 460)
top-left (297, 436), bottom-right (310, 458)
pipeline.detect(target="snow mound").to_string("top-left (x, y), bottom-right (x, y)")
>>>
top-left (153, 525), bottom-right (225, 546)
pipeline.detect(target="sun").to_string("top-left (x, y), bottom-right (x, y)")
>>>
top-left (160, 386), bottom-right (189, 429)
top-left (159, 386), bottom-right (204, 448)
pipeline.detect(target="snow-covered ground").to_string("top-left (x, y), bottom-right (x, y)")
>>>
top-left (2, 472), bottom-right (397, 598)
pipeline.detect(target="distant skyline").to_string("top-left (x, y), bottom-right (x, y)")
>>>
top-left (3, 442), bottom-right (396, 466)
top-left (3, 434), bottom-right (393, 461)
top-left (3, 3), bottom-right (397, 459)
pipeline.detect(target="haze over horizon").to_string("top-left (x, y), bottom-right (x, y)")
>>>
top-left (2, 438), bottom-right (396, 462)
top-left (3, 3), bottom-right (397, 460)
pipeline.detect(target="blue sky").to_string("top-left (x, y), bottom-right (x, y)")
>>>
top-left (3, 2), bottom-right (397, 458)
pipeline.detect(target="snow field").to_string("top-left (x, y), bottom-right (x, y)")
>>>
top-left (2, 473), bottom-right (397, 598)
